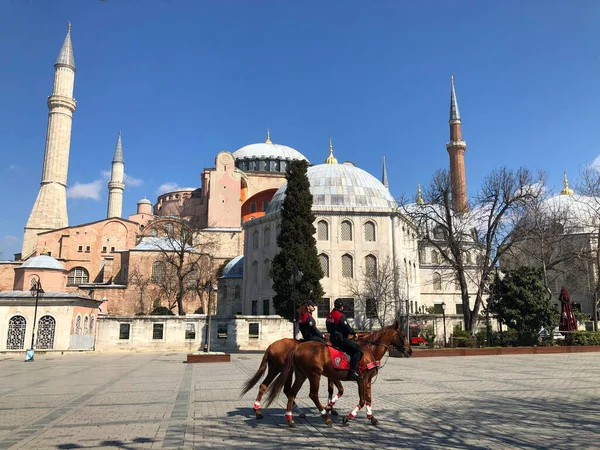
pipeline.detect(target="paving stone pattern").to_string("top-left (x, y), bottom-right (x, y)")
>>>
top-left (0, 352), bottom-right (598, 449)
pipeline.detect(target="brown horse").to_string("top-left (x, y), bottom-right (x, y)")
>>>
top-left (241, 338), bottom-right (344, 419)
top-left (264, 320), bottom-right (411, 427)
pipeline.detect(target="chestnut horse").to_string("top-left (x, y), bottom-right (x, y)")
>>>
top-left (241, 338), bottom-right (345, 419)
top-left (264, 320), bottom-right (411, 427)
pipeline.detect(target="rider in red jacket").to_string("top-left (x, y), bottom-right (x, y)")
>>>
top-left (298, 300), bottom-right (326, 344)
top-left (326, 299), bottom-right (363, 381)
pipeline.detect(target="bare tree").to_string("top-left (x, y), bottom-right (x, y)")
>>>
top-left (401, 167), bottom-right (544, 331)
top-left (129, 263), bottom-right (153, 314)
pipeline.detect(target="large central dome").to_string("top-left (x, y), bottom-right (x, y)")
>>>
top-left (267, 163), bottom-right (397, 213)
top-left (233, 142), bottom-right (308, 162)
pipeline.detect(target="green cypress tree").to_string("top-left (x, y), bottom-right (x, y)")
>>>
top-left (270, 160), bottom-right (324, 322)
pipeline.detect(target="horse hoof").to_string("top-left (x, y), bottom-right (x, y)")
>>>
top-left (326, 420), bottom-right (333, 428)
top-left (342, 416), bottom-right (350, 426)
top-left (298, 412), bottom-right (306, 419)
top-left (330, 408), bottom-right (339, 416)
top-left (288, 420), bottom-right (296, 428)
top-left (255, 410), bottom-right (263, 419)
top-left (370, 417), bottom-right (379, 426)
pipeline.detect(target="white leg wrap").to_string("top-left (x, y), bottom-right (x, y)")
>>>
top-left (349, 404), bottom-right (361, 419)
top-left (329, 394), bottom-right (339, 406)
top-left (320, 409), bottom-right (327, 416)
top-left (366, 404), bottom-right (373, 416)
top-left (285, 411), bottom-right (293, 419)
top-left (254, 401), bottom-right (260, 409)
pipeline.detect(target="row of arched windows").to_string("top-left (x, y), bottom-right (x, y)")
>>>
top-left (419, 249), bottom-right (473, 266)
top-left (318, 253), bottom-right (378, 279)
top-left (220, 284), bottom-right (242, 300)
top-left (74, 313), bottom-right (96, 335)
top-left (317, 220), bottom-right (377, 243)
top-left (252, 227), bottom-right (272, 250)
top-left (6, 315), bottom-right (57, 350)
top-left (251, 259), bottom-right (271, 283)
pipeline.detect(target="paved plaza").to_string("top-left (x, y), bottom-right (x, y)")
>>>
top-left (0, 351), bottom-right (598, 449)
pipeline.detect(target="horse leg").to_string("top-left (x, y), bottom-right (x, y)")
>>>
top-left (342, 378), bottom-right (366, 426)
top-left (285, 371), bottom-right (306, 428)
top-left (307, 374), bottom-right (332, 428)
top-left (365, 377), bottom-right (378, 425)
top-left (254, 365), bottom-right (277, 419)
top-left (325, 379), bottom-right (343, 416)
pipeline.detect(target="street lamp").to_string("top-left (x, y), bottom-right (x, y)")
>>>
top-left (290, 265), bottom-right (303, 339)
top-left (441, 301), bottom-right (447, 348)
top-left (26, 280), bottom-right (44, 362)
top-left (203, 280), bottom-right (214, 353)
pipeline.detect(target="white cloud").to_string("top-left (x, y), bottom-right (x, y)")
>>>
top-left (157, 182), bottom-right (179, 195)
top-left (124, 173), bottom-right (143, 187)
top-left (67, 180), bottom-right (104, 200)
top-left (3, 235), bottom-right (18, 245)
top-left (8, 164), bottom-right (18, 171)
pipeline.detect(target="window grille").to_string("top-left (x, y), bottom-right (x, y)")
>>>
top-left (431, 251), bottom-right (439, 265)
top-left (341, 221), bottom-right (353, 241)
top-left (152, 261), bottom-right (166, 283)
top-left (433, 226), bottom-right (446, 240)
top-left (341, 254), bottom-right (353, 278)
top-left (83, 316), bottom-right (89, 335)
top-left (433, 272), bottom-right (442, 291)
top-left (89, 315), bottom-right (95, 333)
top-left (319, 254), bottom-right (330, 277)
top-left (364, 221), bottom-right (376, 242)
top-left (36, 316), bottom-right (56, 349)
top-left (317, 221), bottom-right (329, 241)
top-left (318, 298), bottom-right (330, 318)
top-left (365, 255), bottom-right (377, 278)
top-left (165, 223), bottom-right (174, 236)
top-left (75, 315), bottom-right (82, 335)
top-left (456, 303), bottom-right (464, 315)
top-left (6, 316), bottom-right (26, 350)
top-left (433, 304), bottom-right (443, 314)
top-left (338, 298), bottom-right (354, 318)
top-left (366, 298), bottom-right (378, 318)
top-left (30, 276), bottom-right (39, 288)
top-left (67, 267), bottom-right (89, 286)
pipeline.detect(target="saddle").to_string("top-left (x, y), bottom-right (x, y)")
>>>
top-left (328, 345), bottom-right (382, 374)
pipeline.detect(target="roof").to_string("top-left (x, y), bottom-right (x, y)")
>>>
top-left (221, 255), bottom-right (244, 279)
top-left (266, 163), bottom-right (397, 213)
top-left (20, 255), bottom-right (65, 271)
top-left (113, 132), bottom-right (124, 163)
top-left (37, 217), bottom-right (141, 235)
top-left (0, 291), bottom-right (98, 301)
top-left (132, 237), bottom-right (197, 252)
top-left (55, 24), bottom-right (75, 70)
top-left (138, 198), bottom-right (152, 205)
top-left (233, 142), bottom-right (308, 163)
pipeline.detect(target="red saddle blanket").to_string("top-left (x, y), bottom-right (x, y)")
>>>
top-left (328, 346), bottom-right (350, 370)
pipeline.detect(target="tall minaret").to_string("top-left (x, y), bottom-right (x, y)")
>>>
top-left (381, 156), bottom-right (389, 189)
top-left (107, 132), bottom-right (125, 218)
top-left (446, 75), bottom-right (468, 213)
top-left (22, 23), bottom-right (77, 258)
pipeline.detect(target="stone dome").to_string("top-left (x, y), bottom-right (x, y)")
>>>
top-left (538, 193), bottom-right (599, 231)
top-left (221, 255), bottom-right (244, 279)
top-left (266, 163), bottom-right (397, 214)
top-left (137, 198), bottom-right (152, 205)
top-left (233, 142), bottom-right (308, 162)
top-left (21, 254), bottom-right (65, 270)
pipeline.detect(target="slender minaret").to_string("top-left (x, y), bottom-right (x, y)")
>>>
top-left (381, 157), bottom-right (389, 189)
top-left (107, 132), bottom-right (125, 218)
top-left (446, 75), bottom-right (468, 213)
top-left (22, 23), bottom-right (77, 258)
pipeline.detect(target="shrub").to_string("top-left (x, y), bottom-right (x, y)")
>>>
top-left (499, 328), bottom-right (519, 347)
top-left (424, 325), bottom-right (436, 349)
top-left (565, 331), bottom-right (600, 346)
top-left (150, 306), bottom-right (174, 316)
top-left (194, 307), bottom-right (204, 314)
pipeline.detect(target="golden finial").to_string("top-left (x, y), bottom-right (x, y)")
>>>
top-left (265, 128), bottom-right (272, 144)
top-left (68, 22), bottom-right (72, 32)
top-left (41, 244), bottom-right (49, 256)
top-left (560, 171), bottom-right (574, 196)
top-left (325, 136), bottom-right (338, 164)
top-left (416, 181), bottom-right (424, 204)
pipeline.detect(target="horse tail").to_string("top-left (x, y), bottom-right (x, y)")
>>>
top-left (264, 345), bottom-right (296, 408)
top-left (240, 347), bottom-right (270, 397)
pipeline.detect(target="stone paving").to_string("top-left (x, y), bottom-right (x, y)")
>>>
top-left (0, 351), bottom-right (598, 449)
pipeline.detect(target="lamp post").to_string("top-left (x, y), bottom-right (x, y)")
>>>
top-left (26, 280), bottom-right (44, 362)
top-left (290, 265), bottom-right (303, 339)
top-left (441, 301), bottom-right (447, 348)
top-left (203, 280), bottom-right (214, 353)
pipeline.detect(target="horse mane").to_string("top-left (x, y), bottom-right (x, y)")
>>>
top-left (357, 325), bottom-right (395, 343)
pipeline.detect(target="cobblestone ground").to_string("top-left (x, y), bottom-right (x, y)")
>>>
top-left (0, 351), bottom-right (598, 449)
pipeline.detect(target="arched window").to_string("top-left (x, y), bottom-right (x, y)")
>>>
top-left (341, 254), bottom-right (353, 278)
top-left (264, 228), bottom-right (271, 247)
top-left (164, 222), bottom-right (174, 237)
top-left (234, 285), bottom-right (241, 300)
top-left (264, 259), bottom-right (271, 281)
top-left (433, 272), bottom-right (442, 291)
top-left (319, 254), bottom-right (330, 277)
top-left (30, 275), bottom-right (40, 288)
top-left (252, 231), bottom-right (259, 249)
top-left (36, 315), bottom-right (56, 349)
top-left (89, 314), bottom-right (95, 333)
top-left (252, 261), bottom-right (259, 283)
top-left (6, 315), bottom-right (26, 350)
top-left (152, 261), bottom-right (166, 283)
top-left (419, 248), bottom-right (427, 264)
top-left (67, 267), bottom-right (89, 286)
top-left (364, 221), bottom-right (376, 242)
top-left (83, 316), bottom-right (89, 335)
top-left (464, 252), bottom-right (471, 265)
top-left (431, 251), bottom-right (439, 265)
top-left (413, 262), bottom-right (417, 283)
top-left (149, 228), bottom-right (158, 237)
top-left (317, 220), bottom-right (329, 241)
top-left (250, 202), bottom-right (257, 213)
top-left (221, 284), bottom-right (228, 301)
top-left (365, 254), bottom-right (377, 278)
top-left (341, 221), bottom-right (353, 241)
top-left (75, 315), bottom-right (82, 335)
top-left (433, 226), bottom-right (446, 240)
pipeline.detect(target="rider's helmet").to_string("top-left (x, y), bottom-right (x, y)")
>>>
top-left (334, 298), bottom-right (344, 309)
top-left (304, 300), bottom-right (316, 307)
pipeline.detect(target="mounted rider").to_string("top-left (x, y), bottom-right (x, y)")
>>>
top-left (298, 300), bottom-right (326, 344)
top-left (326, 298), bottom-right (363, 381)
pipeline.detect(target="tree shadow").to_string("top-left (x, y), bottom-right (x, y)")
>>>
top-left (56, 437), bottom-right (155, 449)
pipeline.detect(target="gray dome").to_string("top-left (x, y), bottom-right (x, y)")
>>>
top-left (21, 255), bottom-right (65, 270)
top-left (267, 163), bottom-right (397, 214)
top-left (138, 198), bottom-right (152, 205)
top-left (221, 255), bottom-right (244, 279)
top-left (233, 143), bottom-right (308, 162)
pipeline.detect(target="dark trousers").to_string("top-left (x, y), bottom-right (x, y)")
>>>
top-left (337, 339), bottom-right (363, 372)
top-left (301, 334), bottom-right (326, 345)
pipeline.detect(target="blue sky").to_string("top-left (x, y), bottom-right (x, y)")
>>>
top-left (1, 1), bottom-right (600, 258)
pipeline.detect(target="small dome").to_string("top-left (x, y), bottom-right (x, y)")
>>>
top-left (138, 198), bottom-right (152, 205)
top-left (21, 254), bottom-right (65, 270)
top-left (233, 142), bottom-right (308, 163)
top-left (267, 163), bottom-right (397, 214)
top-left (221, 255), bottom-right (244, 279)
